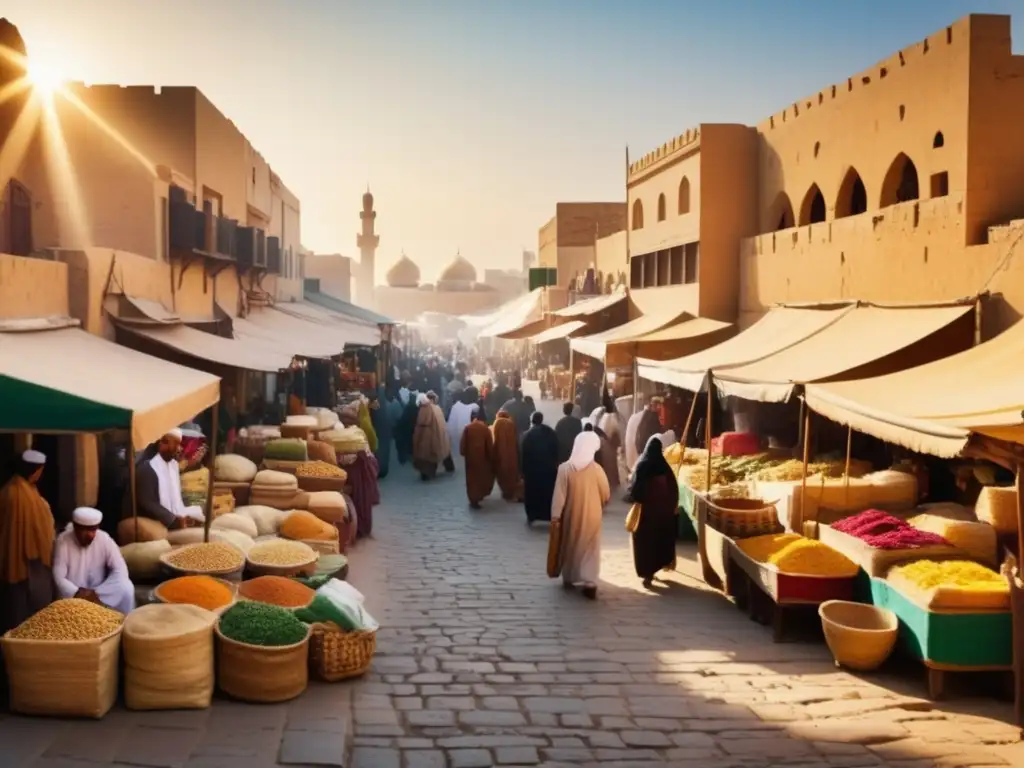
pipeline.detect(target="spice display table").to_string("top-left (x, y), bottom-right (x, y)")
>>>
top-left (728, 541), bottom-right (857, 642)
top-left (868, 576), bottom-right (1013, 700)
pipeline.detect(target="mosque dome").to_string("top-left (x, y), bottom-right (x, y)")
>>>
top-left (385, 254), bottom-right (420, 288)
top-left (437, 253), bottom-right (477, 284)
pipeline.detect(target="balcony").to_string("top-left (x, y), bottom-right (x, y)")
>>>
top-left (167, 184), bottom-right (236, 285)
top-left (236, 227), bottom-right (268, 271)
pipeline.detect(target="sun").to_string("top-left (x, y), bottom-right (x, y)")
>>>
top-left (26, 52), bottom-right (68, 96)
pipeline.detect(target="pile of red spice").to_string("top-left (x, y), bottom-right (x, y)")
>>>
top-left (831, 509), bottom-right (950, 550)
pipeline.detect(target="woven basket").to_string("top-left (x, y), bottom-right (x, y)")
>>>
top-left (159, 545), bottom-right (246, 579)
top-left (214, 624), bottom-right (310, 702)
top-left (280, 424), bottom-right (312, 440)
top-left (704, 497), bottom-right (781, 539)
top-left (245, 543), bottom-right (320, 578)
top-left (818, 600), bottom-right (898, 672)
top-left (296, 475), bottom-right (347, 493)
top-left (308, 624), bottom-right (376, 682)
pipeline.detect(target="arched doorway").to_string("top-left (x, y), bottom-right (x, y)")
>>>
top-left (835, 167), bottom-right (867, 218)
top-left (798, 183), bottom-right (826, 225)
top-left (768, 192), bottom-right (794, 231)
top-left (6, 179), bottom-right (32, 256)
top-left (880, 153), bottom-right (919, 207)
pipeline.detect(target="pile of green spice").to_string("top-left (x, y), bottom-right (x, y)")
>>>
top-left (218, 600), bottom-right (308, 646)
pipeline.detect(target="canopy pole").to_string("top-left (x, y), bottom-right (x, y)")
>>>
top-left (1017, 465), bottom-right (1023, 569)
top-left (203, 405), bottom-right (219, 544)
top-left (678, 387), bottom-right (699, 464)
top-left (129, 433), bottom-right (138, 542)
top-left (704, 374), bottom-right (713, 493)
top-left (843, 424), bottom-right (853, 504)
top-left (632, 356), bottom-right (639, 414)
top-left (798, 403), bottom-right (811, 532)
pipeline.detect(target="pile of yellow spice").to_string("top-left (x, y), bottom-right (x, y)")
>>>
top-left (891, 559), bottom-right (1007, 592)
top-left (736, 533), bottom-right (858, 577)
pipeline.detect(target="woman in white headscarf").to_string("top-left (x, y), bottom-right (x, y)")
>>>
top-left (551, 431), bottom-right (610, 599)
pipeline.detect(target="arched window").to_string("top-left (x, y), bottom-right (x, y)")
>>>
top-left (798, 183), bottom-right (826, 225)
top-left (631, 199), bottom-right (644, 230)
top-left (835, 167), bottom-right (867, 219)
top-left (768, 192), bottom-right (794, 232)
top-left (880, 153), bottom-right (920, 207)
top-left (678, 176), bottom-right (691, 215)
top-left (933, 131), bottom-right (945, 149)
top-left (657, 193), bottom-right (666, 222)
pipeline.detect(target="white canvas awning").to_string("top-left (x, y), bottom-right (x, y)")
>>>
top-left (531, 320), bottom-right (588, 344)
top-left (552, 290), bottom-right (626, 318)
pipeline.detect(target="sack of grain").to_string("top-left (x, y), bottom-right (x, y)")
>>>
top-left (236, 505), bottom-right (289, 536)
top-left (909, 513), bottom-right (998, 566)
top-left (285, 415), bottom-right (319, 428)
top-left (249, 488), bottom-right (301, 510)
top-left (306, 440), bottom-right (338, 465)
top-left (1, 602), bottom-right (123, 718)
top-left (253, 469), bottom-right (299, 489)
top-left (214, 454), bottom-right (259, 483)
top-left (263, 438), bottom-right (309, 463)
top-left (123, 603), bottom-right (217, 710)
top-left (181, 467), bottom-right (209, 494)
top-left (211, 512), bottom-right (259, 538)
top-left (306, 491), bottom-right (347, 524)
top-left (975, 485), bottom-right (1018, 535)
top-left (117, 517), bottom-right (169, 545)
top-left (166, 528), bottom-right (254, 553)
top-left (121, 540), bottom-right (172, 582)
top-left (306, 407), bottom-right (339, 431)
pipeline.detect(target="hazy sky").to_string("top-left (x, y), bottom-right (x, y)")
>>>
top-left (6, 0), bottom-right (1022, 282)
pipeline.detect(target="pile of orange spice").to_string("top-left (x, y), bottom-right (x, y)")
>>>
top-left (279, 510), bottom-right (337, 541)
top-left (237, 576), bottom-right (315, 608)
top-left (157, 575), bottom-right (233, 611)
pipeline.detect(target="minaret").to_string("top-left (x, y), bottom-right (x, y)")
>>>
top-left (356, 187), bottom-right (379, 308)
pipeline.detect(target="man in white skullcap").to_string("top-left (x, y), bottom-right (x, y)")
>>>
top-left (52, 507), bottom-right (134, 614)
top-left (131, 428), bottom-right (204, 527)
top-left (0, 449), bottom-right (56, 634)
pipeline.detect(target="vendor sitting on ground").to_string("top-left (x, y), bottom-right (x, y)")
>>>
top-left (129, 428), bottom-right (205, 527)
top-left (53, 507), bottom-right (135, 614)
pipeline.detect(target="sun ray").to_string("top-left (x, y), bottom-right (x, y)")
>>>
top-left (57, 88), bottom-right (156, 177)
top-left (0, 76), bottom-right (30, 109)
top-left (38, 93), bottom-right (92, 248)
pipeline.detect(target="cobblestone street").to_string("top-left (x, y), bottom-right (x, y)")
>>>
top-left (2, 395), bottom-right (1024, 767)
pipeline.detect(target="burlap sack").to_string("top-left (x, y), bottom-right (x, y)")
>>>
top-left (123, 604), bottom-right (217, 710)
top-left (1, 627), bottom-right (122, 718)
top-left (117, 516), bottom-right (169, 545)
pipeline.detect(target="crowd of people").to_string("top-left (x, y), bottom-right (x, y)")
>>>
top-left (372, 358), bottom-right (684, 600)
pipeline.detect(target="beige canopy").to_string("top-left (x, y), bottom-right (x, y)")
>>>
top-left (638, 305), bottom-right (853, 391)
top-left (0, 326), bottom-right (220, 447)
top-left (530, 320), bottom-right (588, 344)
top-left (119, 323), bottom-right (293, 373)
top-left (804, 317), bottom-right (1024, 457)
top-left (551, 290), bottom-right (627, 318)
top-left (712, 302), bottom-right (974, 402)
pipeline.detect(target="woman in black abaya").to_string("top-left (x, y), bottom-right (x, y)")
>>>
top-left (625, 436), bottom-right (679, 589)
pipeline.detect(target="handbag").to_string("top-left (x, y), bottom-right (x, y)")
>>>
top-left (546, 518), bottom-right (563, 578)
top-left (625, 503), bottom-right (642, 533)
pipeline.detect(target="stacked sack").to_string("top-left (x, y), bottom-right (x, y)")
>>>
top-left (319, 426), bottom-right (368, 456)
top-left (123, 603), bottom-right (217, 710)
top-left (306, 407), bottom-right (340, 432)
top-left (166, 527), bottom-right (256, 554)
top-left (250, 470), bottom-right (300, 509)
top-left (236, 505), bottom-right (289, 537)
top-left (232, 425), bottom-right (281, 465)
top-left (263, 438), bottom-right (309, 469)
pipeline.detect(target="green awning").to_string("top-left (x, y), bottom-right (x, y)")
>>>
top-left (0, 326), bottom-right (221, 445)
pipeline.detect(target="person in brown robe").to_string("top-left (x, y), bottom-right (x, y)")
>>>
top-left (460, 411), bottom-right (495, 508)
top-left (413, 393), bottom-right (450, 480)
top-left (0, 450), bottom-right (55, 636)
top-left (491, 410), bottom-right (521, 501)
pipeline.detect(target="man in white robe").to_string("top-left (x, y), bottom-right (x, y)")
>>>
top-left (133, 428), bottom-right (204, 526)
top-left (53, 507), bottom-right (135, 614)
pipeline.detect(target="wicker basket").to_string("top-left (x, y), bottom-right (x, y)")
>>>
top-left (296, 475), bottom-right (347, 493)
top-left (280, 424), bottom-right (312, 440)
top-left (215, 624), bottom-right (310, 702)
top-left (159, 544), bottom-right (245, 579)
top-left (308, 623), bottom-right (376, 682)
top-left (819, 600), bottom-right (898, 672)
top-left (704, 497), bottom-right (781, 539)
top-left (246, 542), bottom-right (320, 578)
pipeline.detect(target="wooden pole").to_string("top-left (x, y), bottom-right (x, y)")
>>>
top-left (799, 403), bottom-right (811, 531)
top-left (843, 424), bottom-right (853, 504)
top-left (1016, 465), bottom-right (1023, 570)
top-left (704, 374), bottom-right (713, 493)
top-left (678, 387), bottom-right (699, 463)
top-left (128, 433), bottom-right (138, 542)
top-left (203, 404), bottom-right (219, 544)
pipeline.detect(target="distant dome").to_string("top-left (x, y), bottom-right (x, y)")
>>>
top-left (438, 254), bottom-right (477, 284)
top-left (362, 190), bottom-right (374, 211)
top-left (386, 254), bottom-right (420, 288)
